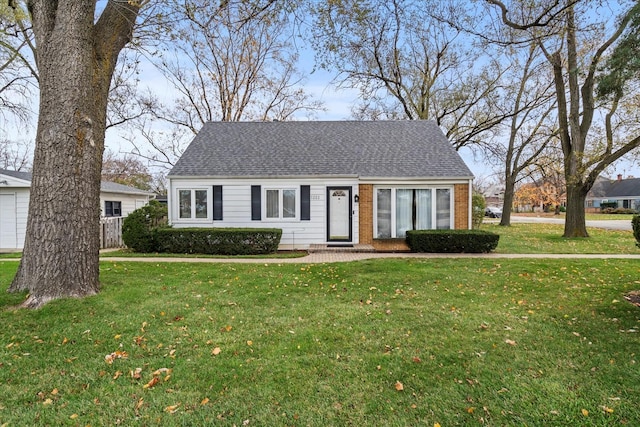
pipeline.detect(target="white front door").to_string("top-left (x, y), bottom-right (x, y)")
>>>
top-left (0, 193), bottom-right (17, 249)
top-left (327, 187), bottom-right (351, 241)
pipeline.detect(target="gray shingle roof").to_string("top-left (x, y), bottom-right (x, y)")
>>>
top-left (168, 121), bottom-right (474, 179)
top-left (605, 178), bottom-right (640, 197)
top-left (588, 176), bottom-right (640, 198)
top-left (0, 168), bottom-right (153, 195)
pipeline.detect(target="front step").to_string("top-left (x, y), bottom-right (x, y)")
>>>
top-left (308, 244), bottom-right (376, 253)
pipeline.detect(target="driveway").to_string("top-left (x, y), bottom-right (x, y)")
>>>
top-left (508, 215), bottom-right (632, 231)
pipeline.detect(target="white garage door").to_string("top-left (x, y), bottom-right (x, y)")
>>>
top-left (0, 193), bottom-right (17, 249)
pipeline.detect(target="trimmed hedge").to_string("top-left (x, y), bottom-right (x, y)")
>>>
top-left (633, 215), bottom-right (640, 248)
top-left (122, 200), bottom-right (168, 252)
top-left (154, 228), bottom-right (282, 255)
top-left (406, 229), bottom-right (500, 253)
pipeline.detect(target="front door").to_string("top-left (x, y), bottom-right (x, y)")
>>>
top-left (327, 187), bottom-right (352, 241)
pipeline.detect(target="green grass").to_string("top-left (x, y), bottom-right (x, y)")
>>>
top-left (1, 258), bottom-right (639, 426)
top-left (99, 249), bottom-right (308, 258)
top-left (483, 222), bottom-right (639, 254)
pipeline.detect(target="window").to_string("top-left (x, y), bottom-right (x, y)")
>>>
top-left (178, 189), bottom-right (209, 219)
top-left (104, 201), bottom-right (122, 217)
top-left (265, 188), bottom-right (297, 219)
top-left (374, 187), bottom-right (452, 238)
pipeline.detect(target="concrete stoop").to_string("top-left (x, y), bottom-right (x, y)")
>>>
top-left (308, 243), bottom-right (376, 253)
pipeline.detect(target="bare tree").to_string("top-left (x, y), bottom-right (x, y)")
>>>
top-left (117, 0), bottom-right (322, 171)
top-left (0, 1), bottom-right (37, 126)
top-left (0, 137), bottom-right (32, 170)
top-left (102, 150), bottom-right (153, 190)
top-left (486, 0), bottom-right (640, 237)
top-left (492, 43), bottom-right (558, 225)
top-left (310, 0), bottom-right (511, 150)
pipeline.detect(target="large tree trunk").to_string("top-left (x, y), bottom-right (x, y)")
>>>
top-left (499, 174), bottom-right (515, 226)
top-left (8, 1), bottom-right (141, 308)
top-left (563, 183), bottom-right (589, 238)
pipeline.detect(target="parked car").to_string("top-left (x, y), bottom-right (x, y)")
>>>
top-left (485, 206), bottom-right (502, 218)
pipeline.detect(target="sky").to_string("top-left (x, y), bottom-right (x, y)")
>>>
top-left (4, 1), bottom-right (640, 184)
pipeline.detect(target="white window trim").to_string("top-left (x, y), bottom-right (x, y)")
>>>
top-left (262, 187), bottom-right (299, 221)
top-left (373, 186), bottom-right (454, 238)
top-left (175, 188), bottom-right (212, 221)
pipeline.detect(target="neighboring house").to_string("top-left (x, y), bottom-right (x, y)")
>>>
top-left (483, 183), bottom-right (505, 208)
top-left (0, 168), bottom-right (155, 250)
top-left (167, 121), bottom-right (474, 251)
top-left (586, 174), bottom-right (640, 212)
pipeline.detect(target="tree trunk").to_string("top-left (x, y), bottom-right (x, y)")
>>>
top-left (8, 1), bottom-right (141, 308)
top-left (563, 183), bottom-right (589, 238)
top-left (499, 175), bottom-right (515, 226)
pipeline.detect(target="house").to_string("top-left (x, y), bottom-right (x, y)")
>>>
top-left (167, 121), bottom-right (474, 251)
top-left (0, 168), bottom-right (155, 250)
top-left (586, 174), bottom-right (640, 212)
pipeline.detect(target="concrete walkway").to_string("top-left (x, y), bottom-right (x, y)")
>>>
top-left (95, 251), bottom-right (640, 264)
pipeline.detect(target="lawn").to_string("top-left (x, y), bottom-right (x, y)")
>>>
top-left (1, 258), bottom-right (639, 426)
top-left (482, 222), bottom-right (639, 254)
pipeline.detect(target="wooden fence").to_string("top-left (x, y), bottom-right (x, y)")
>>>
top-left (100, 216), bottom-right (125, 249)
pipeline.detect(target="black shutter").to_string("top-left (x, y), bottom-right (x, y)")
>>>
top-left (251, 185), bottom-right (261, 220)
top-left (301, 185), bottom-right (310, 221)
top-left (213, 185), bottom-right (223, 220)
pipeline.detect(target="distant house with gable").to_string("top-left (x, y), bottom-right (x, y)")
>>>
top-left (586, 174), bottom-right (640, 212)
top-left (0, 168), bottom-right (154, 250)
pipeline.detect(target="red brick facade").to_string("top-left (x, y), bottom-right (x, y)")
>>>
top-left (358, 183), bottom-right (470, 251)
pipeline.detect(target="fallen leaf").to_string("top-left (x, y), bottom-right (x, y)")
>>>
top-left (602, 406), bottom-right (614, 414)
top-left (104, 350), bottom-right (128, 364)
top-left (135, 397), bottom-right (144, 410)
top-left (143, 377), bottom-right (160, 389)
top-left (581, 409), bottom-right (589, 416)
top-left (201, 397), bottom-right (210, 406)
top-left (412, 357), bottom-right (422, 363)
top-left (505, 339), bottom-right (517, 346)
top-left (164, 404), bottom-right (180, 414)
top-left (50, 388), bottom-right (58, 395)
top-left (152, 367), bottom-right (172, 376)
top-left (42, 398), bottom-right (53, 406)
top-left (212, 347), bottom-right (222, 356)
top-left (131, 367), bottom-right (143, 379)
top-left (70, 414), bottom-right (78, 420)
top-left (247, 340), bottom-right (253, 346)
top-left (467, 407), bottom-right (475, 414)
top-left (113, 371), bottom-right (123, 380)
top-left (395, 381), bottom-right (404, 391)
top-left (434, 423), bottom-right (441, 427)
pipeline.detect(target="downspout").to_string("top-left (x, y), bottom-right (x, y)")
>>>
top-left (468, 178), bottom-right (473, 229)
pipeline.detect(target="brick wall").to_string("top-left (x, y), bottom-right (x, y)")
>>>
top-left (454, 183), bottom-right (470, 230)
top-left (358, 182), bottom-right (471, 251)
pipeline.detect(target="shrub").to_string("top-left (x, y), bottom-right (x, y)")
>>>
top-left (601, 207), bottom-right (637, 214)
top-left (471, 192), bottom-right (486, 229)
top-left (406, 229), bottom-right (500, 253)
top-left (122, 200), bottom-right (168, 252)
top-left (155, 228), bottom-right (282, 255)
top-left (633, 215), bottom-right (640, 248)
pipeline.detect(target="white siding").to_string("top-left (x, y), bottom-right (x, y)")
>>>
top-left (0, 188), bottom-right (31, 250)
top-left (0, 183), bottom-right (151, 250)
top-left (169, 178), bottom-right (360, 249)
top-left (100, 192), bottom-right (151, 217)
